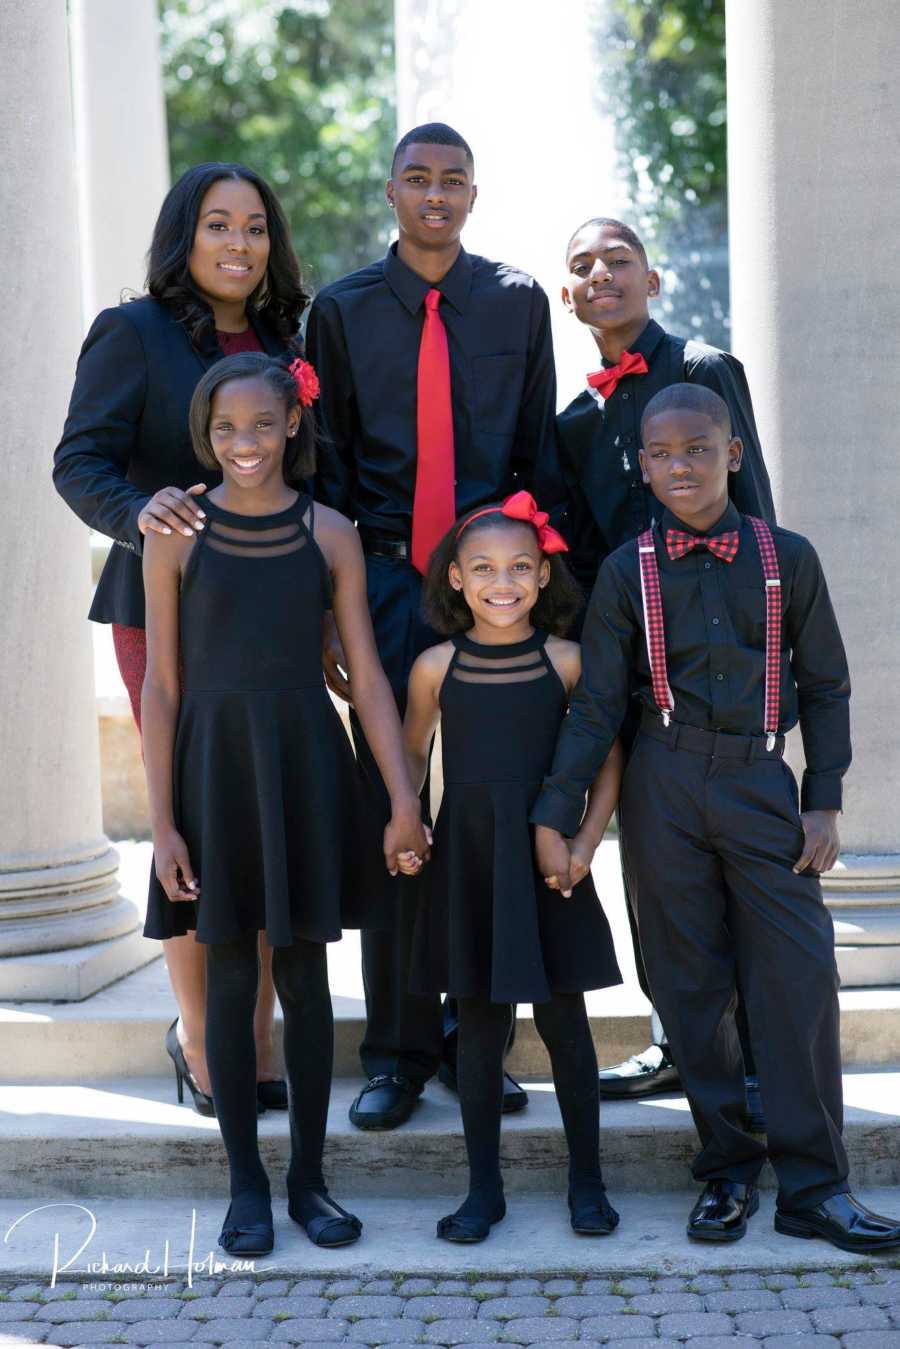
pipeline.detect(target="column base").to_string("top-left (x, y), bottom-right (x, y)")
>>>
top-left (822, 854), bottom-right (900, 987)
top-left (0, 925), bottom-right (160, 1001)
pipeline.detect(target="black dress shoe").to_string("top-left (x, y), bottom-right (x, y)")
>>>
top-left (744, 1075), bottom-right (767, 1134)
top-left (256, 1079), bottom-right (288, 1110)
top-left (597, 1043), bottom-right (681, 1099)
top-left (775, 1192), bottom-right (900, 1252)
top-left (288, 1186), bottom-right (362, 1247)
top-left (687, 1180), bottom-right (759, 1242)
top-left (218, 1193), bottom-right (274, 1257)
top-left (349, 1074), bottom-right (422, 1130)
top-left (438, 1062), bottom-right (529, 1114)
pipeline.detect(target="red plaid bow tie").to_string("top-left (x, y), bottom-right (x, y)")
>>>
top-left (586, 349), bottom-right (649, 400)
top-left (666, 529), bottom-right (740, 563)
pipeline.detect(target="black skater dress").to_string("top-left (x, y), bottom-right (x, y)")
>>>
top-left (411, 629), bottom-right (622, 1003)
top-left (144, 493), bottom-right (375, 946)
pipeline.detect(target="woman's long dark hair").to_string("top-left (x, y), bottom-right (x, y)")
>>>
top-left (146, 163), bottom-right (309, 350)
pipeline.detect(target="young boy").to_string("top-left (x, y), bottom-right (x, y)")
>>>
top-left (532, 383), bottom-right (900, 1252)
top-left (558, 217), bottom-right (773, 1103)
top-left (307, 122), bottom-right (563, 1130)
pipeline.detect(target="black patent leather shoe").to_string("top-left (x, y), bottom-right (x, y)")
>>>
top-left (257, 1078), bottom-right (288, 1110)
top-left (775, 1192), bottom-right (900, 1252)
top-left (687, 1180), bottom-right (759, 1242)
top-left (438, 1062), bottom-right (529, 1114)
top-left (597, 1043), bottom-right (681, 1099)
top-left (349, 1074), bottom-right (422, 1130)
top-left (744, 1075), bottom-right (767, 1134)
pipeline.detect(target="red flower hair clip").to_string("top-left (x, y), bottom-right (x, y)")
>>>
top-left (288, 356), bottom-right (320, 408)
top-left (456, 490), bottom-right (569, 554)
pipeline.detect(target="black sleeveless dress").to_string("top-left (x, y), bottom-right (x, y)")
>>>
top-left (143, 493), bottom-right (375, 946)
top-left (410, 629), bottom-right (622, 1003)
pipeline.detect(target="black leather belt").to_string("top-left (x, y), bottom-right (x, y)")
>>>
top-left (358, 527), bottom-right (410, 560)
top-left (639, 707), bottom-right (785, 760)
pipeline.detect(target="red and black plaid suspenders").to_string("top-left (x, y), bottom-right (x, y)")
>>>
top-left (637, 517), bottom-right (782, 750)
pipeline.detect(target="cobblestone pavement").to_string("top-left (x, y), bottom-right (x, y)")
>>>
top-left (4, 1265), bottom-right (900, 1348)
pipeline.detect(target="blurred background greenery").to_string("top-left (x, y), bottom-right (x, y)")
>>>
top-left (161, 0), bottom-right (728, 342)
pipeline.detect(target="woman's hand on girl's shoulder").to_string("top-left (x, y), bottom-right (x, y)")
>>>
top-left (545, 636), bottom-right (582, 695)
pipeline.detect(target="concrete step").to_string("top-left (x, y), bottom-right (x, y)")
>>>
top-left (5, 1189), bottom-right (900, 1279)
top-left (3, 1069), bottom-right (900, 1201)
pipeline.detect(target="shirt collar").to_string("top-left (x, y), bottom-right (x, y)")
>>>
top-left (383, 241), bottom-right (473, 316)
top-left (660, 499), bottom-right (742, 539)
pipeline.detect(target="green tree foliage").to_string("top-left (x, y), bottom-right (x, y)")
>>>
top-left (160, 0), bottom-right (396, 294)
top-left (592, 0), bottom-right (729, 345)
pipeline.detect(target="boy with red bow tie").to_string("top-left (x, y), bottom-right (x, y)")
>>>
top-left (532, 383), bottom-right (900, 1255)
top-left (558, 216), bottom-right (774, 1103)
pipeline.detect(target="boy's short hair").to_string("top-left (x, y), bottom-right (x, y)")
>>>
top-left (566, 216), bottom-right (648, 269)
top-left (641, 384), bottom-right (733, 441)
top-left (391, 122), bottom-right (474, 173)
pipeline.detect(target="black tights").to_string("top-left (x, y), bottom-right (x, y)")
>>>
top-left (206, 933), bottom-right (333, 1226)
top-left (454, 993), bottom-right (604, 1221)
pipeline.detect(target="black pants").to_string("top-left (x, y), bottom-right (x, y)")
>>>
top-left (617, 710), bottom-right (756, 1074)
top-left (353, 553), bottom-right (443, 1085)
top-left (620, 730), bottom-right (849, 1210)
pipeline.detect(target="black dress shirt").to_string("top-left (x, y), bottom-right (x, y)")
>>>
top-left (531, 502), bottom-right (851, 837)
top-left (307, 243), bottom-right (563, 532)
top-left (557, 318), bottom-right (774, 595)
top-left (53, 296), bottom-right (290, 626)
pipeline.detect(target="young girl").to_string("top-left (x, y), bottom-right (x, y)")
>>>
top-left (401, 492), bottom-right (623, 1242)
top-left (142, 351), bottom-right (428, 1257)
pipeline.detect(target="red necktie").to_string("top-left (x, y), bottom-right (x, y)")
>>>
top-left (666, 529), bottom-right (740, 563)
top-left (412, 288), bottom-right (456, 574)
top-left (586, 349), bottom-right (649, 400)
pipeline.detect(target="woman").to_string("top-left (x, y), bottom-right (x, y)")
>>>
top-left (54, 162), bottom-right (309, 1113)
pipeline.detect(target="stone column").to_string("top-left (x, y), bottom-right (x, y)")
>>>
top-left (0, 0), bottom-right (152, 1000)
top-left (69, 0), bottom-right (170, 319)
top-left (726, 0), bottom-right (900, 984)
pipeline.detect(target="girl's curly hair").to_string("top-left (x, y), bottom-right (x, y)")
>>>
top-left (146, 163), bottom-right (308, 351)
top-left (421, 505), bottom-right (583, 637)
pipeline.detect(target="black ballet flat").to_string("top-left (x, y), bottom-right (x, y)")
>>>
top-left (165, 1019), bottom-right (215, 1117)
top-left (288, 1187), bottom-right (362, 1247)
top-left (257, 1079), bottom-right (288, 1110)
top-left (437, 1198), bottom-right (506, 1244)
top-left (568, 1186), bottom-right (620, 1236)
top-left (218, 1197), bottom-right (274, 1257)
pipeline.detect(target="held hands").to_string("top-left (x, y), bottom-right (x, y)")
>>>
top-left (567, 831), bottom-right (598, 888)
top-left (321, 612), bottom-right (352, 703)
top-left (139, 483), bottom-right (207, 537)
top-left (153, 827), bottom-right (200, 902)
top-left (535, 824), bottom-right (576, 898)
top-left (794, 809), bottom-right (841, 875)
top-left (384, 802), bottom-right (432, 877)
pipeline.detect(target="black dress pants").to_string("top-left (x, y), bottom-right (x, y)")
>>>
top-left (352, 553), bottom-right (443, 1086)
top-left (619, 729), bottom-right (849, 1210)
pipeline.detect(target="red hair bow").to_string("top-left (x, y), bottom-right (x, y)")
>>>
top-left (288, 356), bottom-right (320, 408)
top-left (457, 490), bottom-right (569, 554)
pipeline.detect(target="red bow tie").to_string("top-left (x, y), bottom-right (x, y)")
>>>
top-left (586, 349), bottom-right (649, 400)
top-left (666, 529), bottom-right (740, 563)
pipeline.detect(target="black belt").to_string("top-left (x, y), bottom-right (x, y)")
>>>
top-left (639, 707), bottom-right (785, 760)
top-left (358, 527), bottom-right (410, 560)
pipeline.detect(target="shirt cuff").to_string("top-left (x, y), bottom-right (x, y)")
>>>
top-left (529, 786), bottom-right (585, 838)
top-left (126, 499), bottom-right (146, 556)
top-left (800, 771), bottom-right (843, 813)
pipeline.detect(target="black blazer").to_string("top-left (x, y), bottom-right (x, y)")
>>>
top-left (53, 296), bottom-right (290, 627)
top-left (557, 321), bottom-right (774, 597)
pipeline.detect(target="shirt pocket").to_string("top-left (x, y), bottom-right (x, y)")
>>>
top-left (471, 353), bottom-right (526, 435)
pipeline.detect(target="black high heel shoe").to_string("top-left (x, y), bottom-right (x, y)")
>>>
top-left (165, 1019), bottom-right (215, 1117)
top-left (257, 1079), bottom-right (288, 1110)
top-left (218, 1191), bottom-right (274, 1257)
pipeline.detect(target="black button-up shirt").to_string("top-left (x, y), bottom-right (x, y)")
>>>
top-left (307, 243), bottom-right (563, 533)
top-left (556, 318), bottom-right (775, 594)
top-left (531, 502), bottom-right (851, 837)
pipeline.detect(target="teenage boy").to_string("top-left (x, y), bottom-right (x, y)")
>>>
top-left (308, 122), bottom-right (562, 1130)
top-left (558, 217), bottom-right (773, 1105)
top-left (532, 383), bottom-right (900, 1253)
